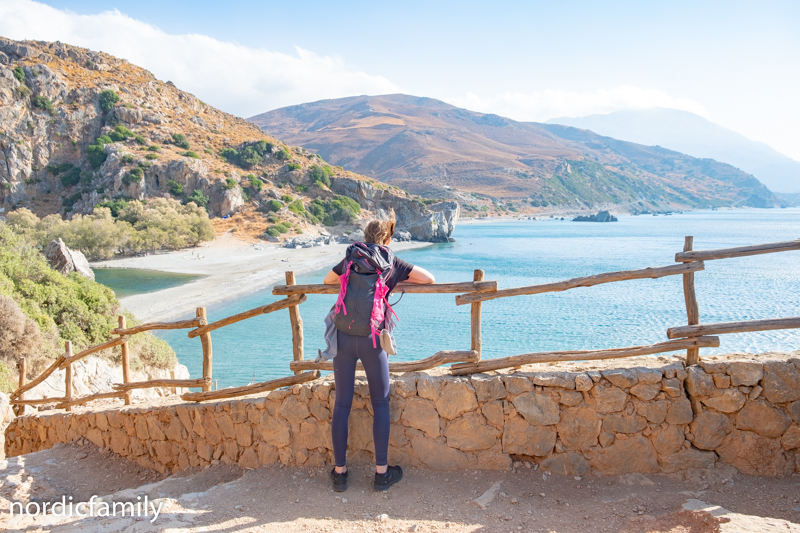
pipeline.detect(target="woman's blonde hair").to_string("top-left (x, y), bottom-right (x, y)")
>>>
top-left (363, 218), bottom-right (396, 245)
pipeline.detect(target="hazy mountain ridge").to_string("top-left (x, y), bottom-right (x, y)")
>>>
top-left (250, 94), bottom-right (780, 212)
top-left (546, 108), bottom-right (800, 193)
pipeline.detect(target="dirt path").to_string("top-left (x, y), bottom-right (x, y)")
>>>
top-left (2, 441), bottom-right (799, 532)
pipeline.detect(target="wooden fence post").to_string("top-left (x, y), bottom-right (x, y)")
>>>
top-left (197, 307), bottom-right (213, 391)
top-left (471, 270), bottom-right (485, 360)
top-left (15, 357), bottom-right (26, 416)
top-left (118, 315), bottom-right (132, 405)
top-left (682, 237), bottom-right (701, 365)
top-left (64, 341), bottom-right (73, 412)
top-left (285, 272), bottom-right (305, 375)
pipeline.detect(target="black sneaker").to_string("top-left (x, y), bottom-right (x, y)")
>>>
top-left (330, 468), bottom-right (348, 492)
top-left (374, 465), bottom-right (403, 492)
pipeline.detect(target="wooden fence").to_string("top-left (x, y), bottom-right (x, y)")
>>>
top-left (10, 236), bottom-right (800, 414)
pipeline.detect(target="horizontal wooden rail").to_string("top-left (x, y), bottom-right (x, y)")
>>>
top-left (675, 239), bottom-right (800, 263)
top-left (450, 336), bottom-right (720, 376)
top-left (456, 262), bottom-right (704, 306)
top-left (188, 295), bottom-right (307, 338)
top-left (181, 370), bottom-right (320, 402)
top-left (667, 317), bottom-right (800, 339)
top-left (55, 391), bottom-right (127, 410)
top-left (111, 317), bottom-right (206, 336)
top-left (273, 281), bottom-right (498, 296)
top-left (59, 336), bottom-right (129, 369)
top-left (112, 377), bottom-right (211, 391)
top-left (290, 350), bottom-right (480, 373)
top-left (11, 354), bottom-right (66, 400)
top-left (10, 397), bottom-right (67, 406)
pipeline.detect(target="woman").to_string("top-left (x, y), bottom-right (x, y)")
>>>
top-left (323, 219), bottom-right (435, 492)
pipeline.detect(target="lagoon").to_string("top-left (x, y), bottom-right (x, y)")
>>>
top-left (150, 209), bottom-right (800, 388)
top-left (94, 268), bottom-right (203, 299)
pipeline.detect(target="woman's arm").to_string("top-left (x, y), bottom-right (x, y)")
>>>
top-left (405, 265), bottom-right (435, 284)
top-left (323, 269), bottom-right (339, 284)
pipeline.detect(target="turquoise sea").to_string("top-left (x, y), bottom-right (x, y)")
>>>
top-left (102, 209), bottom-right (800, 388)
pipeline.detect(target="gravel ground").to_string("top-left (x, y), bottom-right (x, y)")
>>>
top-left (1, 441), bottom-right (799, 532)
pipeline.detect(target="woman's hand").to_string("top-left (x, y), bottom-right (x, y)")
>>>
top-left (323, 269), bottom-right (339, 285)
top-left (406, 265), bottom-right (435, 284)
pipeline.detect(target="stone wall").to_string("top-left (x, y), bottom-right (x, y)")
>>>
top-left (5, 354), bottom-right (800, 477)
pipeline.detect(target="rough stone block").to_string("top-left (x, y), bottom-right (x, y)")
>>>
top-left (588, 435), bottom-right (659, 475)
top-left (511, 392), bottom-right (560, 425)
top-left (717, 429), bottom-right (790, 477)
top-left (661, 378), bottom-right (681, 398)
top-left (401, 397), bottom-right (440, 438)
top-left (281, 394), bottom-right (311, 424)
top-left (393, 377), bottom-right (417, 398)
top-left (481, 401), bottom-right (504, 429)
top-left (736, 402), bottom-right (791, 438)
top-left (258, 411), bottom-right (290, 447)
top-left (411, 435), bottom-right (469, 470)
top-left (602, 369), bottom-right (638, 388)
top-left (781, 424), bottom-right (800, 450)
top-left (602, 413), bottom-right (647, 434)
top-left (685, 367), bottom-right (715, 397)
top-left (712, 374), bottom-right (731, 389)
top-left (471, 375), bottom-right (506, 402)
top-left (689, 411), bottom-right (733, 450)
top-left (559, 390), bottom-right (583, 407)
top-left (727, 362), bottom-right (763, 386)
top-left (636, 400), bottom-right (670, 424)
top-left (636, 368), bottom-right (663, 384)
top-left (556, 407), bottom-right (601, 450)
top-left (699, 361), bottom-right (727, 374)
top-left (445, 412), bottom-right (498, 451)
top-left (417, 375), bottom-right (445, 400)
top-left (630, 383), bottom-right (661, 401)
top-left (502, 416), bottom-right (556, 457)
top-left (588, 385), bottom-right (628, 413)
top-left (435, 381), bottom-right (478, 420)
top-left (540, 452), bottom-right (589, 476)
top-left (504, 376), bottom-right (534, 395)
top-left (659, 448), bottom-right (716, 473)
top-left (761, 362), bottom-right (800, 404)
top-left (532, 372), bottom-right (575, 389)
top-left (701, 389), bottom-right (746, 413)
top-left (652, 425), bottom-right (685, 456)
top-left (574, 374), bottom-right (593, 391)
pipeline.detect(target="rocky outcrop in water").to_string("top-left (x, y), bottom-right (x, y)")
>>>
top-left (44, 238), bottom-right (95, 280)
top-left (573, 210), bottom-right (618, 222)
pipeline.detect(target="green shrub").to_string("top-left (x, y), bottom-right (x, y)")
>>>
top-left (288, 200), bottom-right (305, 214)
top-left (266, 214), bottom-right (280, 223)
top-left (222, 177), bottom-right (237, 190)
top-left (281, 194), bottom-right (294, 203)
top-left (87, 135), bottom-right (113, 169)
top-left (46, 162), bottom-right (74, 175)
top-left (296, 184), bottom-right (307, 192)
top-left (266, 222), bottom-right (292, 237)
top-left (287, 162), bottom-right (301, 171)
top-left (181, 150), bottom-right (200, 159)
top-left (307, 195), bottom-right (361, 226)
top-left (148, 145), bottom-right (161, 152)
top-left (134, 134), bottom-right (146, 145)
top-left (31, 95), bottom-right (56, 115)
top-left (265, 226), bottom-right (281, 237)
top-left (167, 180), bottom-right (184, 196)
top-left (203, 147), bottom-right (214, 155)
top-left (309, 165), bottom-right (332, 188)
top-left (219, 140), bottom-right (273, 169)
top-left (121, 154), bottom-right (135, 165)
top-left (95, 198), bottom-right (129, 217)
top-left (109, 124), bottom-right (134, 142)
top-left (13, 67), bottom-right (24, 83)
top-left (122, 166), bottom-right (143, 185)
top-left (59, 166), bottom-right (82, 187)
top-left (172, 133), bottom-right (190, 149)
top-left (98, 90), bottom-right (120, 113)
top-left (187, 189), bottom-right (209, 208)
top-left (263, 199), bottom-right (283, 212)
top-left (275, 147), bottom-right (291, 161)
top-left (145, 153), bottom-right (158, 160)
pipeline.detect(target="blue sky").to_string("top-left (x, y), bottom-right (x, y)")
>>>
top-left (2, 0), bottom-right (799, 160)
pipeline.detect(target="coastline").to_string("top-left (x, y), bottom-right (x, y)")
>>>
top-left (92, 233), bottom-right (432, 323)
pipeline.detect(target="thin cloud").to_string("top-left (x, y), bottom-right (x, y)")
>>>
top-left (446, 86), bottom-right (709, 122)
top-left (0, 0), bottom-right (400, 117)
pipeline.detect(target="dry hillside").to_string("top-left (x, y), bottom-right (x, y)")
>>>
top-left (0, 39), bottom-right (457, 242)
top-left (250, 94), bottom-right (779, 214)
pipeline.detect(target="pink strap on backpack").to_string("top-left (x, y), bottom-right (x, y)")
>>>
top-left (334, 261), bottom-right (353, 316)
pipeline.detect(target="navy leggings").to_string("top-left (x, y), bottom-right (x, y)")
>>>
top-left (331, 330), bottom-right (390, 467)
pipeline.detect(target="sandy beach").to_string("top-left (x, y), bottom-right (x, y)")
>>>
top-left (92, 233), bottom-right (431, 323)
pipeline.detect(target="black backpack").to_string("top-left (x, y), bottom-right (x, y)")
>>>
top-left (333, 242), bottom-right (396, 341)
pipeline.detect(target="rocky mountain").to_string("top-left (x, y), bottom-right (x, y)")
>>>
top-left (0, 38), bottom-right (456, 242)
top-left (547, 108), bottom-right (800, 194)
top-left (250, 94), bottom-right (780, 212)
